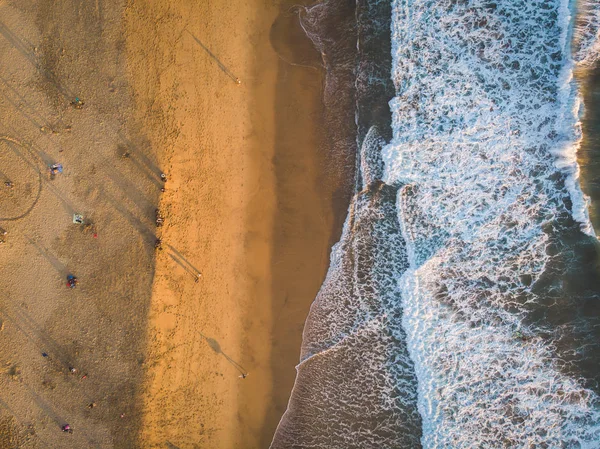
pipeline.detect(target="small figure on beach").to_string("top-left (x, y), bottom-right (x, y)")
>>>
top-left (71, 97), bottom-right (84, 109)
top-left (238, 373), bottom-right (248, 379)
top-left (61, 424), bottom-right (73, 433)
top-left (235, 78), bottom-right (242, 85)
top-left (160, 173), bottom-right (167, 182)
top-left (155, 209), bottom-right (164, 227)
top-left (67, 275), bottom-right (78, 289)
top-left (0, 228), bottom-right (7, 236)
top-left (88, 402), bottom-right (96, 409)
top-left (49, 163), bottom-right (63, 177)
top-left (5, 181), bottom-right (13, 188)
top-left (155, 238), bottom-right (163, 250)
top-left (69, 367), bottom-right (77, 374)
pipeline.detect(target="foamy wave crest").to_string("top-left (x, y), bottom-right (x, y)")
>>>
top-left (400, 264), bottom-right (600, 448)
top-left (271, 131), bottom-right (422, 448)
top-left (384, 0), bottom-right (600, 446)
top-left (573, 0), bottom-right (600, 66)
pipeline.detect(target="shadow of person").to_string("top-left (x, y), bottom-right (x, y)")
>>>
top-left (186, 30), bottom-right (241, 84)
top-left (199, 333), bottom-right (247, 376)
top-left (165, 442), bottom-right (182, 449)
top-left (205, 337), bottom-right (222, 354)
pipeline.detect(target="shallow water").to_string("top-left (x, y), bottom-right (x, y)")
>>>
top-left (578, 63), bottom-right (600, 231)
top-left (272, 0), bottom-right (600, 447)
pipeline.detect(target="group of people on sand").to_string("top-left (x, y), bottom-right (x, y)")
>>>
top-left (14, 98), bottom-right (172, 436)
top-left (1, 97), bottom-right (177, 435)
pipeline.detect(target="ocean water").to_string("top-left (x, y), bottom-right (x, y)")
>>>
top-left (272, 0), bottom-right (600, 448)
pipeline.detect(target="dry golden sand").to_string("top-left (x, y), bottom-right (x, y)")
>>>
top-left (0, 0), bottom-right (349, 447)
top-left (128, 1), bottom-right (347, 449)
top-left (0, 0), bottom-right (159, 447)
top-left (126, 1), bottom-right (278, 447)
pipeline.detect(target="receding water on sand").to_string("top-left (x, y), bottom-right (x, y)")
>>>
top-left (273, 0), bottom-right (600, 448)
top-left (271, 0), bottom-right (424, 447)
top-left (578, 63), bottom-right (600, 232)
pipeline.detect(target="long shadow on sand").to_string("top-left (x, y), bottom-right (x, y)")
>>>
top-left (166, 244), bottom-right (201, 281)
top-left (199, 333), bottom-right (247, 376)
top-left (0, 305), bottom-right (75, 371)
top-left (115, 132), bottom-right (164, 188)
top-left (22, 383), bottom-right (102, 449)
top-left (0, 396), bottom-right (54, 448)
top-left (24, 235), bottom-right (69, 276)
top-left (0, 20), bottom-right (75, 100)
top-left (186, 30), bottom-right (240, 84)
top-left (165, 442), bottom-right (182, 449)
top-left (98, 187), bottom-right (156, 244)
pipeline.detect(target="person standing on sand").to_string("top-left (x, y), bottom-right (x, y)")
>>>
top-left (67, 275), bottom-right (78, 289)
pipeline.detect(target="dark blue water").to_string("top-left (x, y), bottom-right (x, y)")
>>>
top-left (271, 1), bottom-right (600, 447)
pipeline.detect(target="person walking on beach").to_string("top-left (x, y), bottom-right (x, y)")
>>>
top-left (71, 97), bottom-right (84, 109)
top-left (67, 275), bottom-right (78, 289)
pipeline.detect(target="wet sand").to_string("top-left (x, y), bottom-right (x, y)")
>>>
top-left (577, 62), bottom-right (600, 234)
top-left (127, 1), bottom-right (352, 448)
top-left (0, 0), bottom-right (353, 448)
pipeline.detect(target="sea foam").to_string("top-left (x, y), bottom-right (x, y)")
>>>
top-left (271, 128), bottom-right (422, 448)
top-left (574, 0), bottom-right (600, 66)
top-left (383, 0), bottom-right (600, 447)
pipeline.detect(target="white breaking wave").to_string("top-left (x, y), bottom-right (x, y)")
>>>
top-left (574, 0), bottom-right (600, 66)
top-left (384, 0), bottom-right (600, 447)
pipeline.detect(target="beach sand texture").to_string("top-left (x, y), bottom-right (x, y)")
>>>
top-left (0, 0), bottom-right (158, 447)
top-left (0, 0), bottom-right (351, 448)
top-left (577, 64), bottom-right (600, 235)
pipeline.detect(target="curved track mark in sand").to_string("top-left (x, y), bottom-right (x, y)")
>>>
top-left (0, 136), bottom-right (43, 222)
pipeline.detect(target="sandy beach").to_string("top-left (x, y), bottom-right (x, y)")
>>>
top-left (129, 0), bottom-right (355, 446)
top-left (0, 0), bottom-right (351, 448)
top-left (577, 64), bottom-right (600, 235)
top-left (0, 0), bottom-right (160, 446)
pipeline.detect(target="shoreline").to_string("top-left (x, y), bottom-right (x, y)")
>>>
top-left (126, 1), bottom-right (354, 447)
top-left (576, 62), bottom-right (600, 234)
